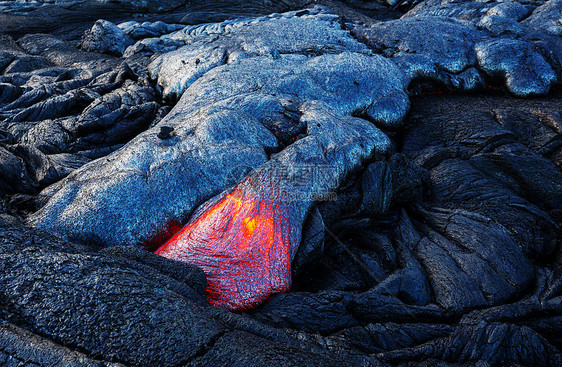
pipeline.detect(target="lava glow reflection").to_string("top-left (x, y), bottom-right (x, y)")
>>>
top-left (155, 182), bottom-right (292, 311)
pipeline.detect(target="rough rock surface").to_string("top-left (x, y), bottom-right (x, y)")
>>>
top-left (1, 0), bottom-right (561, 366)
top-left (351, 13), bottom-right (559, 96)
top-left (148, 8), bottom-right (371, 100)
top-left (79, 19), bottom-right (135, 55)
top-left (29, 12), bottom-right (409, 250)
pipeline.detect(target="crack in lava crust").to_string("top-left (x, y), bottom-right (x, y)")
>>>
top-left (155, 179), bottom-right (293, 311)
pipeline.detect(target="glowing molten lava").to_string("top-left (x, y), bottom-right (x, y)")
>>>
top-left (155, 181), bottom-right (292, 311)
top-left (154, 102), bottom-right (393, 310)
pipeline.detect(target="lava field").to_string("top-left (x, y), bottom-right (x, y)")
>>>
top-left (0, 0), bottom-right (561, 366)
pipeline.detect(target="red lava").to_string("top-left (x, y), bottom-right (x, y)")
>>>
top-left (155, 180), bottom-right (293, 311)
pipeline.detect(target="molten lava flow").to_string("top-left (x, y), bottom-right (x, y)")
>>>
top-left (155, 181), bottom-right (292, 311)
top-left (155, 103), bottom-right (392, 311)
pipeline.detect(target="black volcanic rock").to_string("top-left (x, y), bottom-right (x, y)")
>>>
top-left (97, 0), bottom-right (187, 13)
top-left (380, 322), bottom-right (562, 366)
top-left (475, 38), bottom-right (556, 96)
top-left (522, 0), bottom-right (562, 37)
top-left (186, 331), bottom-right (352, 367)
top-left (414, 206), bottom-right (533, 312)
top-left (249, 291), bottom-right (358, 334)
top-left (0, 221), bottom-right (223, 367)
top-left (80, 19), bottom-right (135, 56)
top-left (0, 321), bottom-right (125, 367)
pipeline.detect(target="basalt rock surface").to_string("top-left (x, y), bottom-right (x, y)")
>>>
top-left (1, 1), bottom-right (562, 366)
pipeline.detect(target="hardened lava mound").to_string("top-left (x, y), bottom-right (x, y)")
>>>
top-left (1, 1), bottom-right (562, 366)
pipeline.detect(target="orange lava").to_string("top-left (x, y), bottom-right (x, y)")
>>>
top-left (155, 182), bottom-right (292, 311)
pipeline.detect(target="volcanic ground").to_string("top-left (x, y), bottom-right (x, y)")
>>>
top-left (1, 0), bottom-right (562, 366)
